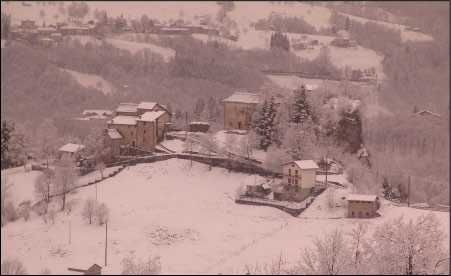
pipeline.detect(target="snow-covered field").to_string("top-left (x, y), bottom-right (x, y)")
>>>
top-left (104, 38), bottom-right (175, 61)
top-left (61, 68), bottom-right (115, 96)
top-left (336, 11), bottom-right (433, 42)
top-left (1, 167), bottom-right (42, 205)
top-left (1, 159), bottom-right (449, 274)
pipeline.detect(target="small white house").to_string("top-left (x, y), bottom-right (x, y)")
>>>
top-left (58, 143), bottom-right (85, 157)
top-left (279, 160), bottom-right (319, 202)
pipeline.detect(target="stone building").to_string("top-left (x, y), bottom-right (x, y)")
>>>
top-left (222, 92), bottom-right (263, 130)
top-left (105, 101), bottom-right (171, 155)
top-left (345, 194), bottom-right (378, 218)
top-left (280, 160), bottom-right (319, 202)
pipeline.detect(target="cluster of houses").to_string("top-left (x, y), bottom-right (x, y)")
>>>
top-left (290, 37), bottom-right (319, 51)
top-left (9, 19), bottom-right (99, 47)
top-left (104, 102), bottom-right (172, 156)
top-left (222, 91), bottom-right (378, 218)
top-left (330, 30), bottom-right (357, 48)
top-left (148, 19), bottom-right (220, 36)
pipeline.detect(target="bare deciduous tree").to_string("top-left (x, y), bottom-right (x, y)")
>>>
top-left (1, 259), bottom-right (28, 275)
top-left (371, 213), bottom-right (449, 275)
top-left (95, 202), bottom-right (109, 225)
top-left (82, 198), bottom-right (96, 224)
top-left (33, 170), bottom-right (53, 212)
top-left (54, 154), bottom-right (78, 211)
top-left (298, 229), bottom-right (352, 275)
top-left (121, 252), bottom-right (161, 275)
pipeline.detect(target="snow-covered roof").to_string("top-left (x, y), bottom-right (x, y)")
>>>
top-left (40, 38), bottom-right (54, 42)
top-left (190, 122), bottom-right (210, 125)
top-left (83, 110), bottom-right (113, 116)
top-left (411, 110), bottom-right (441, 118)
top-left (137, 111), bottom-right (166, 122)
top-left (294, 160), bottom-right (319, 170)
top-left (345, 194), bottom-right (377, 202)
top-left (50, 33), bottom-right (62, 36)
top-left (107, 116), bottom-right (137, 125)
top-left (282, 160), bottom-right (319, 170)
top-left (222, 92), bottom-right (262, 104)
top-left (137, 102), bottom-right (157, 110)
top-left (107, 128), bottom-right (124, 140)
top-left (58, 143), bottom-right (85, 153)
top-left (116, 103), bottom-right (139, 113)
top-left (305, 84), bottom-right (319, 91)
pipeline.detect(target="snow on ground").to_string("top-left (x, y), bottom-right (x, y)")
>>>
top-left (1, 39), bottom-right (6, 48)
top-left (228, 2), bottom-right (331, 32)
top-left (1, 2), bottom-right (220, 29)
top-left (1, 168), bottom-right (42, 205)
top-left (104, 38), bottom-right (175, 62)
top-left (160, 139), bottom-right (185, 153)
top-left (336, 11), bottom-right (433, 42)
top-left (267, 75), bottom-right (341, 90)
top-left (64, 35), bottom-right (174, 62)
top-left (1, 159), bottom-right (449, 274)
top-left (60, 68), bottom-right (115, 96)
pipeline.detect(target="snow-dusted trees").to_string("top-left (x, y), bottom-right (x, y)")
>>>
top-left (121, 252), bottom-right (161, 275)
top-left (95, 202), bottom-right (110, 225)
top-left (1, 259), bottom-right (28, 275)
top-left (84, 128), bottom-right (112, 177)
top-left (1, 120), bottom-right (13, 169)
top-left (347, 222), bottom-right (370, 275)
top-left (1, 178), bottom-right (15, 226)
top-left (298, 229), bottom-right (352, 275)
top-left (1, 121), bottom-right (28, 169)
top-left (263, 145), bottom-right (291, 180)
top-left (245, 252), bottom-right (289, 275)
top-left (36, 119), bottom-right (58, 170)
top-left (371, 213), bottom-right (449, 275)
top-left (82, 198), bottom-right (96, 224)
top-left (54, 155), bottom-right (78, 211)
top-left (5, 123), bottom-right (28, 169)
top-left (290, 85), bottom-right (313, 124)
top-left (252, 97), bottom-right (278, 151)
top-left (33, 169), bottom-right (53, 212)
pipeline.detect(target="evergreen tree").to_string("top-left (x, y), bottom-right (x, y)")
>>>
top-left (252, 97), bottom-right (277, 150)
top-left (291, 85), bottom-right (312, 123)
top-left (207, 96), bottom-right (217, 121)
top-left (1, 120), bottom-right (13, 169)
top-left (382, 177), bottom-right (390, 199)
top-left (270, 31), bottom-right (290, 51)
top-left (194, 97), bottom-right (206, 119)
top-left (412, 104), bottom-right (419, 114)
top-left (336, 109), bottom-right (363, 154)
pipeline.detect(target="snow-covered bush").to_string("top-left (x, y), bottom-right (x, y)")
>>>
top-left (95, 202), bottom-right (109, 225)
top-left (1, 259), bottom-right (28, 275)
top-left (121, 252), bottom-right (161, 275)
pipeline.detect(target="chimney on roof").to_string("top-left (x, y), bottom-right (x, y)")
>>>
top-left (111, 119), bottom-right (114, 124)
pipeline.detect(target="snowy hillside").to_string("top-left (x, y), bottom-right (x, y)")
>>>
top-left (1, 160), bottom-right (449, 274)
top-left (61, 68), bottom-right (115, 96)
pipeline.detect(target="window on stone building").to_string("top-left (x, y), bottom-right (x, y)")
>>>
top-left (288, 178), bottom-right (291, 184)
top-left (295, 170), bottom-right (298, 175)
top-left (289, 169), bottom-right (291, 175)
top-left (366, 212), bottom-right (369, 217)
top-left (295, 179), bottom-right (298, 185)
top-left (144, 130), bottom-right (147, 134)
top-left (131, 131), bottom-right (133, 136)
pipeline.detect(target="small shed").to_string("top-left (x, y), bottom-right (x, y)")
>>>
top-left (85, 264), bottom-right (102, 275)
top-left (189, 122), bottom-right (210, 133)
top-left (345, 194), bottom-right (378, 218)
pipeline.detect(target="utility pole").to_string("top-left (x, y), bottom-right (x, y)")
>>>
top-left (105, 219), bottom-right (108, 267)
top-left (190, 141), bottom-right (193, 167)
top-left (407, 176), bottom-right (410, 207)
top-left (185, 111), bottom-right (188, 140)
top-left (325, 152), bottom-right (328, 187)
